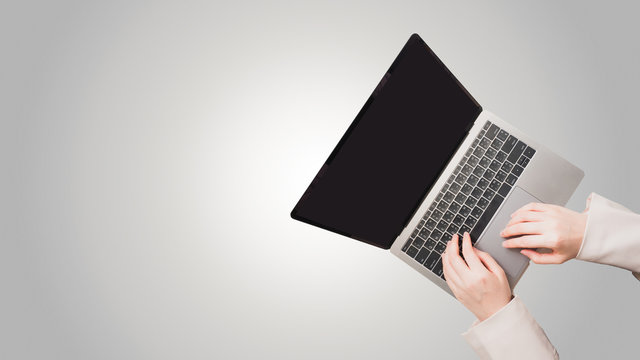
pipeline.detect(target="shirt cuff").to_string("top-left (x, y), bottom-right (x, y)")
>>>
top-left (576, 192), bottom-right (640, 273)
top-left (462, 295), bottom-right (558, 360)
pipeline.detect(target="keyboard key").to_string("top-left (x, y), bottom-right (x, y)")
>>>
top-left (469, 194), bottom-right (505, 241)
top-left (498, 183), bottom-right (512, 197)
top-left (524, 146), bottom-right (536, 158)
top-left (447, 174), bottom-right (456, 184)
top-left (431, 228), bottom-right (444, 241)
top-left (483, 188), bottom-right (495, 200)
top-left (482, 168), bottom-right (495, 180)
top-left (477, 178), bottom-right (489, 190)
top-left (465, 196), bottom-right (477, 208)
top-left (489, 160), bottom-right (501, 171)
top-left (460, 205), bottom-right (471, 217)
top-left (479, 137), bottom-right (491, 149)
top-left (407, 246), bottom-right (419, 258)
top-left (413, 237), bottom-right (425, 248)
top-left (483, 121), bottom-right (491, 130)
top-left (437, 201), bottom-right (448, 212)
top-left (425, 239), bottom-right (436, 250)
top-left (443, 191), bottom-right (455, 203)
top-left (467, 174), bottom-right (479, 186)
top-left (432, 209), bottom-right (443, 221)
top-left (411, 228), bottom-right (419, 238)
top-left (402, 238), bottom-right (413, 252)
top-left (425, 218), bottom-right (437, 231)
top-left (448, 201), bottom-right (461, 213)
top-left (459, 225), bottom-right (471, 234)
top-left (517, 156), bottom-right (530, 167)
top-left (422, 211), bottom-right (431, 221)
top-left (471, 187), bottom-right (483, 199)
top-left (479, 156), bottom-right (491, 168)
top-left (436, 192), bottom-right (443, 202)
top-left (485, 147), bottom-right (497, 159)
top-left (436, 221), bottom-right (447, 232)
top-left (473, 147), bottom-right (485, 158)
top-left (464, 216), bottom-right (477, 228)
top-left (449, 182), bottom-right (461, 193)
top-left (490, 138), bottom-right (503, 149)
top-left (435, 242), bottom-right (447, 254)
top-left (433, 259), bottom-right (444, 277)
top-left (455, 173), bottom-right (468, 185)
top-left (429, 202), bottom-right (437, 211)
top-left (424, 251), bottom-right (441, 269)
top-left (505, 173), bottom-right (518, 186)
top-left (471, 206), bottom-right (483, 218)
top-left (454, 165), bottom-right (462, 175)
top-left (489, 179), bottom-right (501, 191)
top-left (465, 147), bottom-right (474, 157)
top-left (443, 211), bottom-right (454, 222)
top-left (486, 124), bottom-right (500, 139)
top-left (477, 197), bottom-right (489, 209)
top-left (501, 161), bottom-right (514, 173)
top-left (495, 150), bottom-right (508, 162)
top-left (497, 129), bottom-right (509, 141)
top-left (419, 227), bottom-right (430, 239)
top-left (461, 184), bottom-right (473, 195)
top-left (416, 248), bottom-right (430, 264)
top-left (462, 164), bottom-right (473, 176)
top-left (468, 155), bottom-right (480, 167)
top-left (512, 164), bottom-right (524, 176)
top-left (495, 170), bottom-right (507, 182)
top-left (418, 219), bottom-right (425, 228)
top-left (473, 165), bottom-right (485, 177)
top-left (453, 215), bottom-right (465, 227)
top-left (472, 138), bottom-right (480, 148)
top-left (501, 135), bottom-right (518, 153)
top-left (507, 140), bottom-right (527, 164)
top-left (454, 193), bottom-right (467, 205)
top-left (447, 223), bottom-right (460, 234)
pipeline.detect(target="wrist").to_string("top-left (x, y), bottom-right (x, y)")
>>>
top-left (474, 295), bottom-right (513, 322)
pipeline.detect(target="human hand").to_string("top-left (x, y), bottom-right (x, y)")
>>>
top-left (501, 201), bottom-right (588, 264)
top-left (441, 232), bottom-right (512, 322)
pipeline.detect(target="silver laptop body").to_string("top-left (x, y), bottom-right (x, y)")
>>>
top-left (389, 110), bottom-right (583, 295)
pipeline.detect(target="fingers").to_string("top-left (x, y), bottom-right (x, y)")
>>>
top-left (520, 249), bottom-right (565, 264)
top-left (502, 234), bottom-right (548, 249)
top-left (501, 221), bottom-right (544, 238)
top-left (461, 232), bottom-right (485, 272)
top-left (505, 210), bottom-right (545, 227)
top-left (510, 202), bottom-right (546, 217)
top-left (446, 234), bottom-right (469, 271)
top-left (441, 244), bottom-right (463, 285)
top-left (474, 248), bottom-right (506, 277)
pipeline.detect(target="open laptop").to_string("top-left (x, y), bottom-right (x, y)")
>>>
top-left (290, 33), bottom-right (584, 295)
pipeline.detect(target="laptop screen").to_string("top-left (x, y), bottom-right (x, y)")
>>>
top-left (291, 34), bottom-right (482, 249)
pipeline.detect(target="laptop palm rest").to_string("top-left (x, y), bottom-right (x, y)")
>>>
top-left (475, 186), bottom-right (540, 287)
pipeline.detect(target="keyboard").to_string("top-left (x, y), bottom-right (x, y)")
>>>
top-left (401, 121), bottom-right (536, 279)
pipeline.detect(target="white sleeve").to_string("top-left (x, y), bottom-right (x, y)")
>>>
top-left (462, 296), bottom-right (558, 360)
top-left (576, 192), bottom-right (640, 277)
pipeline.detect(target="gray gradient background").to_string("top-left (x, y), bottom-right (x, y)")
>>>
top-left (2, 1), bottom-right (639, 359)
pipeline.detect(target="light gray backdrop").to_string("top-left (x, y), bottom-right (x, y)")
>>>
top-left (2, 0), bottom-right (639, 359)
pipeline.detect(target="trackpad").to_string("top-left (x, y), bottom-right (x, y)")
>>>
top-left (475, 186), bottom-right (540, 287)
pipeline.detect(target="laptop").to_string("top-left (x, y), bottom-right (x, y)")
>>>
top-left (290, 33), bottom-right (584, 295)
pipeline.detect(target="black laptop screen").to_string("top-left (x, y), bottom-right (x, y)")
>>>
top-left (291, 34), bottom-right (482, 249)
